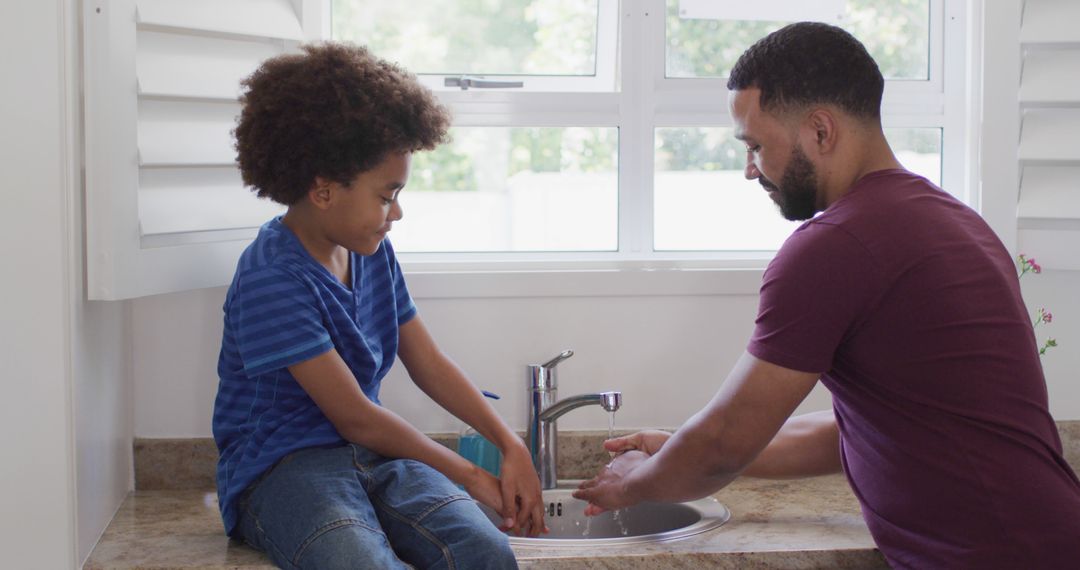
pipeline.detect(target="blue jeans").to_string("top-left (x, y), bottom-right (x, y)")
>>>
top-left (235, 444), bottom-right (517, 569)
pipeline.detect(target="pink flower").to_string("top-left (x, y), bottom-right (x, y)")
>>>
top-left (1017, 253), bottom-right (1059, 357)
top-left (1017, 254), bottom-right (1042, 277)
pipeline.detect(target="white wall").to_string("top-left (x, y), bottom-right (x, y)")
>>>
top-left (0, 1), bottom-right (133, 567)
top-left (1, 2), bottom-right (78, 568)
top-left (71, 19), bottom-right (135, 566)
top-left (131, 269), bottom-right (1080, 440)
top-left (129, 284), bottom-right (832, 438)
top-left (73, 299), bottom-right (132, 565)
top-left (1020, 271), bottom-right (1080, 420)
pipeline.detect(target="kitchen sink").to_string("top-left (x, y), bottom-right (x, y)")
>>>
top-left (482, 483), bottom-right (731, 546)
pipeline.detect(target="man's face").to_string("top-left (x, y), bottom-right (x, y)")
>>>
top-left (729, 88), bottom-right (821, 221)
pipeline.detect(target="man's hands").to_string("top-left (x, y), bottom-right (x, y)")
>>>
top-left (602, 429), bottom-right (673, 457)
top-left (573, 449), bottom-right (649, 515)
top-left (572, 430), bottom-right (674, 515)
top-left (497, 445), bottom-right (547, 537)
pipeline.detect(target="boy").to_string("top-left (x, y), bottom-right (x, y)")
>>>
top-left (213, 43), bottom-right (543, 569)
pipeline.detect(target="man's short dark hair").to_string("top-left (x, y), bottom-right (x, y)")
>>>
top-left (234, 43), bottom-right (451, 205)
top-left (727, 22), bottom-right (884, 120)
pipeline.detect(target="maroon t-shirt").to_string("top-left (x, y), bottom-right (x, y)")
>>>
top-left (748, 169), bottom-right (1080, 569)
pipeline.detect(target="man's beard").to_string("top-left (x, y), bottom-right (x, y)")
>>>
top-left (760, 145), bottom-right (819, 221)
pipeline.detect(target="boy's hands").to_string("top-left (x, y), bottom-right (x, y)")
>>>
top-left (498, 445), bottom-right (547, 537)
top-left (462, 465), bottom-right (505, 518)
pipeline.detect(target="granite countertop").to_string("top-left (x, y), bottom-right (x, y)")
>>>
top-left (85, 474), bottom-right (886, 569)
top-left (89, 422), bottom-right (1078, 569)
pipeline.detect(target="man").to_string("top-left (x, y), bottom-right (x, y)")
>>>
top-left (573, 22), bottom-right (1080, 569)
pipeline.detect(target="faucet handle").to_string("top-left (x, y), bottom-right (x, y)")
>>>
top-left (540, 349), bottom-right (574, 369)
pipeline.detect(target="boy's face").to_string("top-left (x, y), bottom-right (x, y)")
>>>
top-left (326, 152), bottom-right (411, 256)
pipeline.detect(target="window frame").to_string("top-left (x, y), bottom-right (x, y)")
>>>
top-left (82, 0), bottom-right (974, 299)
top-left (389, 0), bottom-right (971, 268)
top-left (392, 0), bottom-right (621, 94)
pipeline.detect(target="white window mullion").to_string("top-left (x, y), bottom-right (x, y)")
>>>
top-left (941, 0), bottom-right (970, 203)
top-left (435, 92), bottom-right (621, 127)
top-left (616, 0), bottom-right (657, 256)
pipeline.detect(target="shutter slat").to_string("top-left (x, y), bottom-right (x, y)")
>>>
top-left (137, 100), bottom-right (238, 166)
top-left (137, 30), bottom-right (282, 100)
top-left (1018, 109), bottom-right (1080, 163)
top-left (136, 0), bottom-right (303, 41)
top-left (1018, 166), bottom-right (1080, 220)
top-left (1020, 50), bottom-right (1080, 107)
top-left (138, 167), bottom-right (283, 235)
top-left (1020, 0), bottom-right (1080, 45)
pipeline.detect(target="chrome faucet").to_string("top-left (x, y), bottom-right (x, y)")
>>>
top-left (526, 350), bottom-right (622, 489)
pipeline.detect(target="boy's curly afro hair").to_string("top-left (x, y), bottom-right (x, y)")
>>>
top-left (234, 43), bottom-right (451, 205)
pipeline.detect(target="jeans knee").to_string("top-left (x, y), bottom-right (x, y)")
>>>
top-left (293, 520), bottom-right (405, 570)
top-left (446, 522), bottom-right (517, 569)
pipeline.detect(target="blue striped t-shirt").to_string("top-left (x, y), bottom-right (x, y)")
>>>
top-left (212, 216), bottom-right (416, 535)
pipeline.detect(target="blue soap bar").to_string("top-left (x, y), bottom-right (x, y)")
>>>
top-left (458, 432), bottom-right (502, 477)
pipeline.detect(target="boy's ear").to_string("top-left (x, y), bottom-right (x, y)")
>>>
top-left (308, 176), bottom-right (334, 210)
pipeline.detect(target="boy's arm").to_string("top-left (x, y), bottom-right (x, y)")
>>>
top-left (287, 349), bottom-right (507, 519)
top-left (397, 316), bottom-right (545, 536)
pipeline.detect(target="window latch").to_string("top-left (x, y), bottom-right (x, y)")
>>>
top-left (444, 76), bottom-right (524, 91)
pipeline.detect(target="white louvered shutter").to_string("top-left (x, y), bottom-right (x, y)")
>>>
top-left (1016, 0), bottom-right (1080, 270)
top-left (84, 0), bottom-right (324, 299)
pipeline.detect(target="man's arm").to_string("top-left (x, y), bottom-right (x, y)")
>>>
top-left (741, 410), bottom-right (841, 479)
top-left (574, 351), bottom-right (819, 508)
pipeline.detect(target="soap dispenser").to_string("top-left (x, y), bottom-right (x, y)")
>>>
top-left (457, 390), bottom-right (503, 477)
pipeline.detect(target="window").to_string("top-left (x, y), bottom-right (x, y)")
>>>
top-left (83, 0), bottom-right (970, 298)
top-left (668, 0), bottom-right (932, 80)
top-left (392, 126), bottom-right (619, 253)
top-left (332, 0), bottom-right (964, 260)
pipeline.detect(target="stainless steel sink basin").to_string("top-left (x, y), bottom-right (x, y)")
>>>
top-left (482, 483), bottom-right (731, 546)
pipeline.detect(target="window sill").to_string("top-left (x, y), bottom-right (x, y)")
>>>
top-left (402, 260), bottom-right (768, 299)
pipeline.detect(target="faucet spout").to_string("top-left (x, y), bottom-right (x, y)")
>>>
top-left (538, 391), bottom-right (622, 424)
top-left (526, 350), bottom-right (624, 489)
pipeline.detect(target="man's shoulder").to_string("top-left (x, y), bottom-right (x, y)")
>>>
top-left (778, 218), bottom-right (870, 260)
top-left (766, 219), bottom-right (883, 289)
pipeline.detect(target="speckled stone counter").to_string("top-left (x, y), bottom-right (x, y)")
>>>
top-left (85, 474), bottom-right (884, 570)
top-left (90, 423), bottom-right (1080, 569)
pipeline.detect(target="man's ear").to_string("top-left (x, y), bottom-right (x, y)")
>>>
top-left (805, 108), bottom-right (838, 155)
top-left (307, 176), bottom-right (335, 210)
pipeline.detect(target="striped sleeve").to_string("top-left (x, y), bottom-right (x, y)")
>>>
top-left (230, 266), bottom-right (334, 377)
top-left (386, 240), bottom-right (417, 325)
